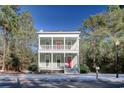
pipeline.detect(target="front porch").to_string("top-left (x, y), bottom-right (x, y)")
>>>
top-left (38, 53), bottom-right (79, 73)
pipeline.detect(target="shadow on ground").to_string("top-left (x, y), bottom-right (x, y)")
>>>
top-left (0, 77), bottom-right (20, 88)
top-left (19, 79), bottom-right (124, 88)
top-left (0, 74), bottom-right (124, 88)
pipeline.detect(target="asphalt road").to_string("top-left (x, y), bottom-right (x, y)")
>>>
top-left (0, 74), bottom-right (124, 88)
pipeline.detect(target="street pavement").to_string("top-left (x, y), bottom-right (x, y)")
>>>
top-left (0, 73), bottom-right (124, 88)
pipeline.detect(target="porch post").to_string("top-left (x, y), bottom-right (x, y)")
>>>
top-left (64, 37), bottom-right (65, 50)
top-left (38, 52), bottom-right (40, 72)
top-left (77, 37), bottom-right (79, 55)
top-left (64, 53), bottom-right (65, 74)
top-left (52, 37), bottom-right (53, 50)
top-left (38, 36), bottom-right (40, 50)
top-left (63, 37), bottom-right (66, 73)
top-left (51, 53), bottom-right (53, 72)
top-left (38, 36), bottom-right (40, 72)
top-left (78, 37), bottom-right (80, 73)
top-left (51, 37), bottom-right (53, 72)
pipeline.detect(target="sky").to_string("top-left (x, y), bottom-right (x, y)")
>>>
top-left (21, 5), bottom-right (108, 31)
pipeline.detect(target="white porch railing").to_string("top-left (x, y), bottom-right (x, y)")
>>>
top-left (40, 45), bottom-right (52, 50)
top-left (39, 62), bottom-right (64, 69)
top-left (39, 45), bottom-right (77, 50)
top-left (65, 45), bottom-right (72, 50)
top-left (53, 45), bottom-right (64, 50)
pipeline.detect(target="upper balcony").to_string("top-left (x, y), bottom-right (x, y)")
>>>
top-left (39, 45), bottom-right (77, 50)
top-left (38, 37), bottom-right (79, 52)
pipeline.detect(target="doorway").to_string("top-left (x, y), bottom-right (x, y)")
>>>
top-left (56, 55), bottom-right (61, 67)
top-left (45, 55), bottom-right (50, 67)
top-left (67, 56), bottom-right (72, 68)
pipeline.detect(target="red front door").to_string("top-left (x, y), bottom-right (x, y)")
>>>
top-left (67, 57), bottom-right (72, 68)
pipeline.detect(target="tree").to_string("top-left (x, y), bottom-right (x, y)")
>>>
top-left (0, 5), bottom-right (37, 72)
top-left (80, 5), bottom-right (124, 73)
top-left (0, 6), bottom-right (19, 71)
top-left (81, 14), bottom-right (107, 70)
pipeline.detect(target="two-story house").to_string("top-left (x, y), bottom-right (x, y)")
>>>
top-left (37, 31), bottom-right (80, 74)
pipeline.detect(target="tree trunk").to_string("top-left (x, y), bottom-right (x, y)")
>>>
top-left (93, 41), bottom-right (96, 68)
top-left (2, 28), bottom-right (8, 72)
top-left (2, 32), bottom-right (6, 71)
top-left (93, 54), bottom-right (96, 68)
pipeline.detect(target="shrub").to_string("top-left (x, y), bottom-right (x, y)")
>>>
top-left (28, 62), bottom-right (38, 72)
top-left (80, 64), bottom-right (90, 73)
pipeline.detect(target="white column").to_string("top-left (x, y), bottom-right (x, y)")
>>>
top-left (51, 37), bottom-right (53, 71)
top-left (64, 53), bottom-right (65, 74)
top-left (64, 37), bottom-right (66, 73)
top-left (38, 52), bottom-right (40, 72)
top-left (52, 37), bottom-right (53, 50)
top-left (51, 53), bottom-right (53, 71)
top-left (38, 36), bottom-right (40, 50)
top-left (78, 37), bottom-right (80, 73)
top-left (38, 36), bottom-right (40, 72)
top-left (64, 37), bottom-right (65, 50)
top-left (78, 37), bottom-right (79, 51)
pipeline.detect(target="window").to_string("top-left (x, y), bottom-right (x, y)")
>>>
top-left (67, 40), bottom-right (72, 49)
top-left (56, 41), bottom-right (62, 49)
top-left (46, 41), bottom-right (50, 49)
top-left (45, 55), bottom-right (50, 67)
top-left (46, 42), bottom-right (49, 45)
